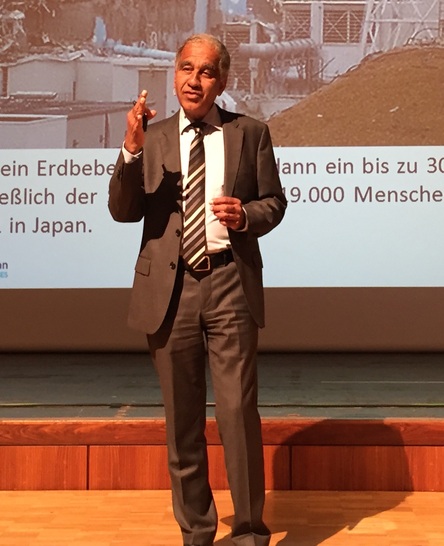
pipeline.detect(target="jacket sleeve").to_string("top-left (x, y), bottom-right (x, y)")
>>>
top-left (242, 124), bottom-right (287, 238)
top-left (108, 150), bottom-right (146, 223)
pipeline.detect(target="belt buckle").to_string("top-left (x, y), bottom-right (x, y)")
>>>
top-left (194, 255), bottom-right (211, 272)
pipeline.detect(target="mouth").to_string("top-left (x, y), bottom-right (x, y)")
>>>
top-left (184, 91), bottom-right (202, 100)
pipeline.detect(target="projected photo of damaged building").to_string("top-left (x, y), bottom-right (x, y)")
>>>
top-left (0, 0), bottom-right (443, 148)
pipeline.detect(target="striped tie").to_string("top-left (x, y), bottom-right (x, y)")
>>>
top-left (182, 122), bottom-right (207, 269)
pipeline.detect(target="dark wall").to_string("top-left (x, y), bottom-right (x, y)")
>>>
top-left (2, 287), bottom-right (444, 352)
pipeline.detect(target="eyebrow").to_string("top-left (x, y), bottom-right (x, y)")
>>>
top-left (179, 60), bottom-right (217, 73)
top-left (201, 63), bottom-right (217, 72)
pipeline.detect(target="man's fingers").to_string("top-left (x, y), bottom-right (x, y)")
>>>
top-left (131, 91), bottom-right (156, 132)
top-left (212, 204), bottom-right (240, 216)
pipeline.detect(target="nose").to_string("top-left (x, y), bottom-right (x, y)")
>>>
top-left (188, 70), bottom-right (201, 86)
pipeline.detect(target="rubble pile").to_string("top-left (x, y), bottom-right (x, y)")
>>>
top-left (267, 45), bottom-right (444, 146)
top-left (0, 0), bottom-right (195, 57)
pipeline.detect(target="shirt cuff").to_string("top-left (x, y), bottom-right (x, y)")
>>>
top-left (122, 143), bottom-right (142, 164)
top-left (236, 207), bottom-right (249, 231)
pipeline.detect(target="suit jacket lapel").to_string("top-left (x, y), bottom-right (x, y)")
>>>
top-left (220, 110), bottom-right (243, 197)
top-left (158, 108), bottom-right (243, 196)
top-left (160, 112), bottom-right (181, 175)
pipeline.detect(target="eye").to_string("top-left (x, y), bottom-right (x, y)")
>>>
top-left (202, 68), bottom-right (216, 78)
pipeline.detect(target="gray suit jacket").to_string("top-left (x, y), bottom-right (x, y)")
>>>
top-left (108, 106), bottom-right (286, 334)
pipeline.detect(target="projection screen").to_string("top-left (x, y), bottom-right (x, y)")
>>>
top-left (1, 0), bottom-right (444, 351)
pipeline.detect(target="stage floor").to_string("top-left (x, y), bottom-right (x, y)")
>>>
top-left (1, 352), bottom-right (444, 419)
top-left (1, 489), bottom-right (443, 546)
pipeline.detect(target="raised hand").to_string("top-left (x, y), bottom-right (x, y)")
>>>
top-left (124, 89), bottom-right (157, 154)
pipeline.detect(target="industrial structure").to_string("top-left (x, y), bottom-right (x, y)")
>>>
top-left (0, 0), bottom-right (442, 146)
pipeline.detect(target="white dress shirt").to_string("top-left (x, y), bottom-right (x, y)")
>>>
top-left (123, 104), bottom-right (231, 253)
top-left (179, 105), bottom-right (230, 253)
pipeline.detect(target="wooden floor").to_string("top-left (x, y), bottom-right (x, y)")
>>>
top-left (0, 490), bottom-right (443, 546)
top-left (2, 355), bottom-right (444, 544)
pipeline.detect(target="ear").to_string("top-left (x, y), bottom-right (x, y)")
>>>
top-left (218, 78), bottom-right (227, 96)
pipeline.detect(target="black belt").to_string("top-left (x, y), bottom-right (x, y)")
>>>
top-left (182, 249), bottom-right (234, 272)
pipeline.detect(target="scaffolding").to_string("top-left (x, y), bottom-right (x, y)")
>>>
top-left (440, 0), bottom-right (444, 36)
top-left (360, 0), bottom-right (441, 56)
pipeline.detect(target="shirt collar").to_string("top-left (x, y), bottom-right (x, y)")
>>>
top-left (179, 104), bottom-right (222, 135)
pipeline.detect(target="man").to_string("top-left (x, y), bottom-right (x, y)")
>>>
top-left (109, 33), bottom-right (286, 546)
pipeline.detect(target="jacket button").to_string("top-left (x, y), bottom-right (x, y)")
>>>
top-left (175, 229), bottom-right (181, 237)
top-left (169, 262), bottom-right (176, 270)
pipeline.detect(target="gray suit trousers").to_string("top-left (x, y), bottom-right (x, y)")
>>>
top-left (147, 260), bottom-right (270, 546)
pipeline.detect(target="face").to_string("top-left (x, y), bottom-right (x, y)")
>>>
top-left (174, 41), bottom-right (227, 121)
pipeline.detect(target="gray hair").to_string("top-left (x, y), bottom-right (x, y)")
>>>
top-left (176, 33), bottom-right (231, 81)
